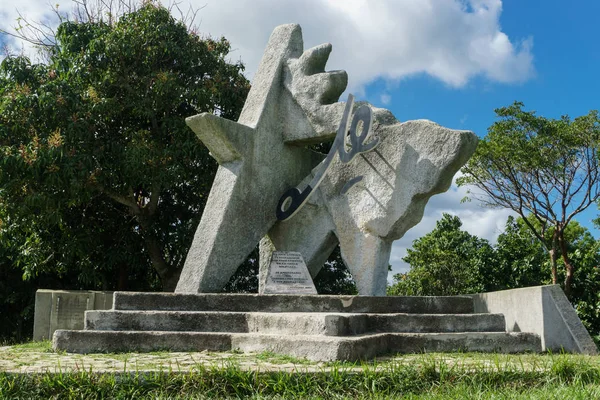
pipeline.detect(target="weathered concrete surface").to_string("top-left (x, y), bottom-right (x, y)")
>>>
top-left (53, 330), bottom-right (541, 361)
top-left (176, 24), bottom-right (341, 294)
top-left (85, 311), bottom-right (249, 333)
top-left (367, 313), bottom-right (505, 333)
top-left (264, 119), bottom-right (478, 296)
top-left (53, 330), bottom-right (232, 354)
top-left (85, 310), bottom-right (504, 336)
top-left (178, 22), bottom-right (477, 296)
top-left (112, 292), bottom-right (474, 314)
top-left (33, 290), bottom-right (113, 341)
top-left (52, 291), bottom-right (552, 360)
top-left (471, 285), bottom-right (598, 355)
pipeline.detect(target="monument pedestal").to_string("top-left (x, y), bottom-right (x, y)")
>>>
top-left (53, 292), bottom-right (543, 361)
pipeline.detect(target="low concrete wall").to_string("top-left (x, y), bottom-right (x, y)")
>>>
top-left (471, 285), bottom-right (598, 355)
top-left (33, 289), bottom-right (113, 341)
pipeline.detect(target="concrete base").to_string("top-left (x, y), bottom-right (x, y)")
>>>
top-left (52, 291), bottom-right (550, 360)
top-left (53, 330), bottom-right (540, 361)
top-left (470, 285), bottom-right (598, 355)
top-left (85, 310), bottom-right (506, 336)
top-left (110, 292), bottom-right (475, 313)
top-left (33, 289), bottom-right (113, 341)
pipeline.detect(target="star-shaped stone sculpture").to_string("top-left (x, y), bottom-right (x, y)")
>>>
top-left (175, 24), bottom-right (345, 293)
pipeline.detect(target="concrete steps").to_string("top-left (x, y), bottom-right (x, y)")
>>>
top-left (53, 292), bottom-right (542, 360)
top-left (86, 310), bottom-right (507, 335)
top-left (53, 330), bottom-right (541, 360)
top-left (110, 292), bottom-right (475, 313)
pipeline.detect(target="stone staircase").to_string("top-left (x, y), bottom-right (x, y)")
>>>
top-left (52, 292), bottom-right (541, 361)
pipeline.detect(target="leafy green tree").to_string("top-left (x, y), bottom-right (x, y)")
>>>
top-left (388, 213), bottom-right (496, 296)
top-left (0, 4), bottom-right (250, 290)
top-left (493, 216), bottom-right (548, 290)
top-left (458, 102), bottom-right (600, 297)
top-left (313, 246), bottom-right (358, 295)
top-left (391, 212), bottom-right (600, 336)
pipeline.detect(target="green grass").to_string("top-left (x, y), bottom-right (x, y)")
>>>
top-left (255, 351), bottom-right (313, 365)
top-left (6, 340), bottom-right (52, 352)
top-left (2, 352), bottom-right (600, 399)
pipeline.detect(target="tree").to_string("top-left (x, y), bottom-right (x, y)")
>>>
top-left (313, 246), bottom-right (358, 295)
top-left (458, 102), bottom-right (600, 297)
top-left (494, 216), bottom-right (548, 290)
top-left (387, 213), bottom-right (496, 296)
top-left (0, 3), bottom-right (250, 290)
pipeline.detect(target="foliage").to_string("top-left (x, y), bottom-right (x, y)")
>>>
top-left (388, 213), bottom-right (496, 296)
top-left (390, 212), bottom-right (600, 336)
top-left (493, 216), bottom-right (549, 290)
top-left (313, 246), bottom-right (358, 295)
top-left (0, 3), bottom-right (250, 291)
top-left (458, 101), bottom-right (600, 297)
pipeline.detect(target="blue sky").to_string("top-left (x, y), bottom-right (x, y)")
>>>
top-left (1, 0), bottom-right (599, 274)
top-left (378, 0), bottom-right (600, 138)
top-left (366, 0), bottom-right (600, 242)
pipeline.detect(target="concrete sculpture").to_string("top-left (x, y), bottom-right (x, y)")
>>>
top-left (176, 24), bottom-right (478, 295)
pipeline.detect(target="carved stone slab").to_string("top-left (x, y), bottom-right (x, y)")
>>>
top-left (263, 251), bottom-right (317, 295)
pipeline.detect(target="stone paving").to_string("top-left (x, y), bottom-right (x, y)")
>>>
top-left (1, 342), bottom-right (597, 374)
top-left (0, 345), bottom-right (319, 373)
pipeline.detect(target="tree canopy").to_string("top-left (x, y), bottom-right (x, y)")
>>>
top-left (388, 213), bottom-right (496, 296)
top-left (458, 102), bottom-right (600, 297)
top-left (0, 3), bottom-right (250, 290)
top-left (389, 213), bottom-right (600, 336)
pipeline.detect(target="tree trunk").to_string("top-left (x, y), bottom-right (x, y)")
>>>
top-left (137, 214), bottom-right (180, 292)
top-left (548, 247), bottom-right (558, 285)
top-left (117, 264), bottom-right (128, 291)
top-left (143, 234), bottom-right (180, 291)
top-left (558, 230), bottom-right (575, 299)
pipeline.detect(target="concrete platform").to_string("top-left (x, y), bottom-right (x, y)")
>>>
top-left (85, 310), bottom-right (506, 336)
top-left (52, 291), bottom-right (548, 360)
top-left (53, 330), bottom-right (541, 361)
top-left (111, 292), bottom-right (475, 313)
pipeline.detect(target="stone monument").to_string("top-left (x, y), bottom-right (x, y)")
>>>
top-left (52, 24), bottom-right (597, 359)
top-left (176, 24), bottom-right (477, 295)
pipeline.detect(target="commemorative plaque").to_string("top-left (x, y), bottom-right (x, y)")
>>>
top-left (263, 251), bottom-right (317, 294)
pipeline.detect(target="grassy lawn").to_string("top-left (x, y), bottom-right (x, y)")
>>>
top-left (1, 342), bottom-right (600, 398)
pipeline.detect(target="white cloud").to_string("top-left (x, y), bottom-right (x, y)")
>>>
top-left (380, 93), bottom-right (391, 105)
top-left (190, 0), bottom-right (534, 91)
top-left (1, 0), bottom-right (534, 90)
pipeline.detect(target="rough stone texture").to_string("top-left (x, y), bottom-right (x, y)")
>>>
top-left (52, 291), bottom-right (551, 360)
top-left (367, 313), bottom-right (506, 334)
top-left (112, 292), bottom-right (474, 314)
top-left (53, 330), bottom-right (541, 361)
top-left (177, 22), bottom-right (477, 295)
top-left (471, 285), bottom-right (598, 355)
top-left (176, 24), bottom-right (339, 293)
top-left (33, 289), bottom-right (113, 341)
top-left (84, 310), bottom-right (505, 337)
top-left (85, 310), bottom-right (249, 333)
top-left (263, 120), bottom-right (478, 296)
top-left (53, 330), bottom-right (232, 354)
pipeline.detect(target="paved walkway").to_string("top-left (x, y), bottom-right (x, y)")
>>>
top-left (1, 344), bottom-right (596, 374)
top-left (0, 346), bottom-right (325, 373)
